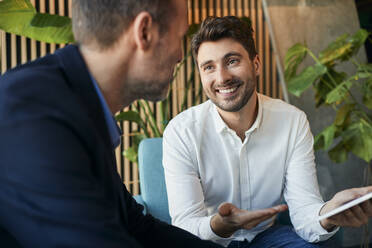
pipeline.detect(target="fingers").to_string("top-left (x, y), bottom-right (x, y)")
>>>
top-left (350, 205), bottom-right (368, 226)
top-left (239, 205), bottom-right (288, 227)
top-left (273, 204), bottom-right (288, 212)
top-left (215, 203), bottom-right (289, 232)
top-left (360, 199), bottom-right (372, 217)
top-left (241, 205), bottom-right (287, 229)
top-left (218, 202), bottom-right (235, 217)
top-left (329, 205), bottom-right (369, 228)
top-left (362, 186), bottom-right (372, 194)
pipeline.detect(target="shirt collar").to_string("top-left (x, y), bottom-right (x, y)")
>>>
top-left (90, 74), bottom-right (122, 149)
top-left (212, 93), bottom-right (263, 134)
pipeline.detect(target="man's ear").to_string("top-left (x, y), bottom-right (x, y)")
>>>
top-left (253, 55), bottom-right (261, 76)
top-left (132, 12), bottom-right (156, 51)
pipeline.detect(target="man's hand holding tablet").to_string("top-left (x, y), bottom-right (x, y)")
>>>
top-left (319, 186), bottom-right (372, 231)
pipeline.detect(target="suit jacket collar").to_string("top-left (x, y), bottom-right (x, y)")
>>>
top-left (55, 44), bottom-right (112, 150)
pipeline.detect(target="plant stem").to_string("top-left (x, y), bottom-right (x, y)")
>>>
top-left (159, 99), bottom-right (168, 133)
top-left (319, 78), bottom-right (334, 91)
top-left (307, 49), bottom-right (339, 88)
top-left (142, 100), bottom-right (162, 137)
top-left (132, 104), bottom-right (150, 137)
top-left (180, 66), bottom-right (195, 112)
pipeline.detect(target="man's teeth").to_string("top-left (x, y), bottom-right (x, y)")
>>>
top-left (219, 87), bottom-right (237, 93)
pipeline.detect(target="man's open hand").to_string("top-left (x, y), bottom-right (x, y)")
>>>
top-left (320, 186), bottom-right (372, 231)
top-left (210, 202), bottom-right (288, 238)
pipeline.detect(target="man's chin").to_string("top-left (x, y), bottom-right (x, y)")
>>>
top-left (143, 87), bottom-right (169, 102)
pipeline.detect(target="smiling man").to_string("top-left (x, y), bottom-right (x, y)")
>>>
top-left (0, 1), bottom-right (224, 247)
top-left (162, 16), bottom-right (372, 247)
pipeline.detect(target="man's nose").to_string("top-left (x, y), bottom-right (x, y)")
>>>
top-left (215, 66), bottom-right (232, 85)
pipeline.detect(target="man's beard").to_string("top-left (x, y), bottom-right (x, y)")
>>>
top-left (131, 77), bottom-right (172, 102)
top-left (211, 77), bottom-right (255, 112)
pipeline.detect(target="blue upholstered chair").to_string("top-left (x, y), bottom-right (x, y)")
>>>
top-left (133, 137), bottom-right (171, 223)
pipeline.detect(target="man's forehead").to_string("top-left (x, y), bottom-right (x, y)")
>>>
top-left (198, 39), bottom-right (246, 62)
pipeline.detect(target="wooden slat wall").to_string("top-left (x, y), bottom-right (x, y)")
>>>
top-left (0, 0), bottom-right (282, 195)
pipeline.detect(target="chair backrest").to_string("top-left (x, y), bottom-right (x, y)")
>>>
top-left (137, 137), bottom-right (171, 224)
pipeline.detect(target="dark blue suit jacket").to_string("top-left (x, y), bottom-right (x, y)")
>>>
top-left (0, 45), bottom-right (222, 248)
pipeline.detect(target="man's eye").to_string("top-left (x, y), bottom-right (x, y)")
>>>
top-left (203, 65), bottom-right (213, 71)
top-left (228, 59), bottom-right (238, 65)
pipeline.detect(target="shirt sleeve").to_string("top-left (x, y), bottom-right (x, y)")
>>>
top-left (284, 112), bottom-right (339, 242)
top-left (163, 123), bottom-right (231, 246)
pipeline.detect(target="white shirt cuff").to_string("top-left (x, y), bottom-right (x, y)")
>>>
top-left (199, 215), bottom-right (233, 246)
top-left (314, 203), bottom-right (340, 242)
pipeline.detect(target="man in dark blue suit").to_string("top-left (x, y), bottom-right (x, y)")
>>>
top-left (0, 0), bottom-right (224, 247)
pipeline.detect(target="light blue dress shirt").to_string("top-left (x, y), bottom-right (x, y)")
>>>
top-left (90, 75), bottom-right (121, 149)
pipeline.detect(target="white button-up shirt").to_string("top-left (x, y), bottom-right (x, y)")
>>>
top-left (163, 94), bottom-right (337, 247)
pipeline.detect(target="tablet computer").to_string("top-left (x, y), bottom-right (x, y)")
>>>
top-left (297, 192), bottom-right (372, 229)
top-left (317, 192), bottom-right (372, 222)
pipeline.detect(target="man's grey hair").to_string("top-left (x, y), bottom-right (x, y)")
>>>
top-left (72, 0), bottom-right (173, 49)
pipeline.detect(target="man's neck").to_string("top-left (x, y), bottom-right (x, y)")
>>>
top-left (79, 44), bottom-right (133, 114)
top-left (217, 92), bottom-right (258, 141)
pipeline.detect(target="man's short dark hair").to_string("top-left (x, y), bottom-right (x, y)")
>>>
top-left (72, 0), bottom-right (173, 49)
top-left (191, 16), bottom-right (257, 62)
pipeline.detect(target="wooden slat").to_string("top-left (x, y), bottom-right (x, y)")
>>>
top-left (265, 22), bottom-right (270, 96)
top-left (30, 0), bottom-right (37, 60)
top-left (194, 0), bottom-right (200, 23)
top-left (208, 0), bottom-right (214, 16)
top-left (188, 0), bottom-right (193, 25)
top-left (11, 34), bottom-right (17, 69)
top-left (49, 0), bottom-right (57, 53)
top-left (39, 0), bottom-right (47, 57)
top-left (21, 36), bottom-right (27, 64)
top-left (1, 31), bottom-right (6, 74)
top-left (272, 51), bottom-right (278, 98)
top-left (223, 0), bottom-right (229, 16)
top-left (237, 0), bottom-right (243, 17)
top-left (229, 0), bottom-right (234, 16)
top-left (58, 0), bottom-right (66, 48)
top-left (201, 0), bottom-right (207, 20)
top-left (216, 0), bottom-right (222, 17)
top-left (257, 0), bottom-right (264, 94)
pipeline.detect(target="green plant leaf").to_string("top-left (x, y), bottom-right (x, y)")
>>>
top-left (186, 23), bottom-right (200, 37)
top-left (314, 124), bottom-right (337, 150)
top-left (115, 110), bottom-right (142, 123)
top-left (325, 79), bottom-right (353, 104)
top-left (133, 133), bottom-right (147, 146)
top-left (342, 119), bottom-right (372, 163)
top-left (314, 68), bottom-right (347, 107)
top-left (319, 29), bottom-right (369, 66)
top-left (287, 63), bottom-right (327, 97)
top-left (123, 146), bottom-right (138, 163)
top-left (348, 29), bottom-right (370, 55)
top-left (358, 63), bottom-right (372, 73)
top-left (328, 141), bottom-right (348, 163)
top-left (284, 43), bottom-right (308, 82)
top-left (0, 0), bottom-right (73, 44)
top-left (334, 103), bottom-right (355, 126)
top-left (319, 34), bottom-right (350, 65)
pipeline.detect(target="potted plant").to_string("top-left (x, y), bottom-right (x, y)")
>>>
top-left (285, 28), bottom-right (372, 247)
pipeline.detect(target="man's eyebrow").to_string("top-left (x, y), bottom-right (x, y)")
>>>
top-left (223, 52), bottom-right (242, 60)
